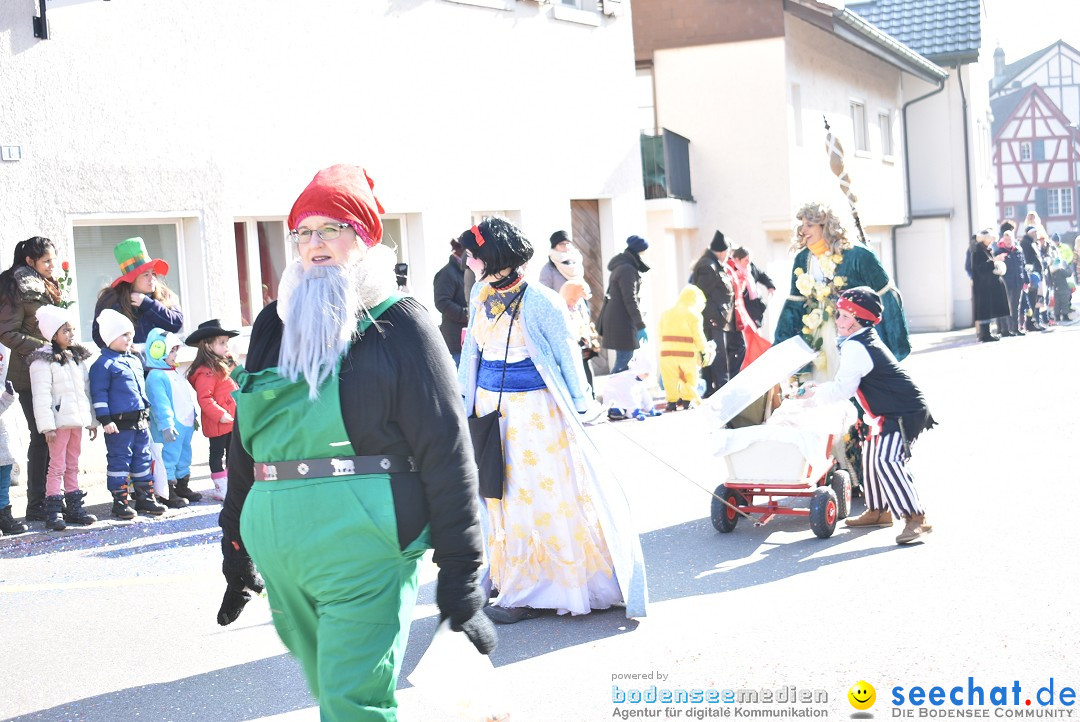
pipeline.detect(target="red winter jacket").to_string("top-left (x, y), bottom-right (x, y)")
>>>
top-left (188, 365), bottom-right (237, 438)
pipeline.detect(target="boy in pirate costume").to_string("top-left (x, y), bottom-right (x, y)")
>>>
top-left (802, 287), bottom-right (936, 545)
top-left (215, 164), bottom-right (495, 720)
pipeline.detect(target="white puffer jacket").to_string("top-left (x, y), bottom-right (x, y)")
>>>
top-left (28, 344), bottom-right (97, 433)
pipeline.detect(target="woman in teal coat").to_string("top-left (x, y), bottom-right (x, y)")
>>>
top-left (774, 201), bottom-right (910, 369)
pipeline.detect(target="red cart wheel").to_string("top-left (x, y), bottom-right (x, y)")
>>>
top-left (711, 484), bottom-right (743, 534)
top-left (809, 486), bottom-right (838, 538)
top-left (829, 470), bottom-right (852, 520)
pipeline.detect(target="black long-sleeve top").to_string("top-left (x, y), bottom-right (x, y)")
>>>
top-left (218, 296), bottom-right (484, 581)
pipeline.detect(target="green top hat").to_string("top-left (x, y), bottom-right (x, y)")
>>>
top-left (112, 237), bottom-right (169, 288)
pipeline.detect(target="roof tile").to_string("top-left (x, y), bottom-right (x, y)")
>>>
top-left (849, 0), bottom-right (981, 61)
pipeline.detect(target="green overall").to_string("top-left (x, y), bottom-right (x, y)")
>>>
top-left (237, 298), bottom-right (430, 722)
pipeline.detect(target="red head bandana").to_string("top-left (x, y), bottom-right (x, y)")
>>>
top-left (288, 164), bottom-right (386, 247)
top-left (836, 295), bottom-right (881, 324)
top-left (471, 225), bottom-right (486, 247)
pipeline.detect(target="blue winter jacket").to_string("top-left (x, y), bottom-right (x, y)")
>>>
top-left (89, 348), bottom-right (149, 425)
top-left (143, 328), bottom-right (190, 441)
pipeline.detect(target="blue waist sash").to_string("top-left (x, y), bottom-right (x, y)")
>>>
top-left (478, 357), bottom-right (546, 393)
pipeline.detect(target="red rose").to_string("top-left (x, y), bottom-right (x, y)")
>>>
top-left (62, 260), bottom-right (70, 271)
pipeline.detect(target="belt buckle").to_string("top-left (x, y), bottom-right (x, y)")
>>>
top-left (262, 464), bottom-right (278, 481)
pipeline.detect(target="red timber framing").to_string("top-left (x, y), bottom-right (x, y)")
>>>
top-left (992, 84), bottom-right (1080, 228)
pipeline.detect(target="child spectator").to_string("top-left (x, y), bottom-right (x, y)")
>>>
top-left (185, 319), bottom-right (238, 502)
top-left (604, 348), bottom-right (661, 421)
top-left (658, 286), bottom-right (715, 411)
top-left (144, 328), bottom-right (197, 509)
top-left (89, 309), bottom-right (165, 520)
top-left (28, 306), bottom-right (99, 530)
top-left (0, 380), bottom-right (27, 535)
top-left (802, 287), bottom-right (936, 545)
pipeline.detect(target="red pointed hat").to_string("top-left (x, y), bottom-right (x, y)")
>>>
top-left (287, 164), bottom-right (385, 247)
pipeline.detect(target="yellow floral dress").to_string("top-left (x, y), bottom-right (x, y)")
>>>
top-left (472, 282), bottom-right (622, 616)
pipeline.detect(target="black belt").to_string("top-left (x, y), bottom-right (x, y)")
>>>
top-left (254, 454), bottom-right (417, 481)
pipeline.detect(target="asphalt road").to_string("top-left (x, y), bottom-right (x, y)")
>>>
top-left (3, 322), bottom-right (1078, 721)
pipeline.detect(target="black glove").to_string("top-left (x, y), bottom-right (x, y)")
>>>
top-left (436, 571), bottom-right (498, 655)
top-left (217, 537), bottom-right (265, 626)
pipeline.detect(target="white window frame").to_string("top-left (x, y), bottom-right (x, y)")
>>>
top-left (850, 100), bottom-right (870, 156)
top-left (551, 2), bottom-right (601, 25)
top-left (1047, 187), bottom-right (1073, 216)
top-left (380, 214), bottom-right (411, 265)
top-left (1004, 205), bottom-right (1015, 218)
top-left (878, 109), bottom-right (894, 160)
top-left (69, 214), bottom-right (192, 342)
top-left (1019, 142), bottom-right (1032, 161)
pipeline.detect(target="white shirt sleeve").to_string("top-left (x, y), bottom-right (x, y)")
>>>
top-left (807, 337), bottom-right (873, 406)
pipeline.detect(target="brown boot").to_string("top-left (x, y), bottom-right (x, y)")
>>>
top-left (896, 513), bottom-right (932, 544)
top-left (845, 508), bottom-right (893, 527)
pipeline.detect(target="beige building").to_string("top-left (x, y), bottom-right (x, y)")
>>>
top-left (632, 0), bottom-right (949, 335)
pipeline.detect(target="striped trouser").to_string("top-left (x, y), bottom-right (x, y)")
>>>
top-left (860, 431), bottom-right (924, 518)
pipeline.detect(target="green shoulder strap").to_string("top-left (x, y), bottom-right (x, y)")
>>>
top-left (357, 292), bottom-right (406, 335)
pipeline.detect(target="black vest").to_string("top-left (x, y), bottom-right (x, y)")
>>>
top-left (846, 328), bottom-right (934, 439)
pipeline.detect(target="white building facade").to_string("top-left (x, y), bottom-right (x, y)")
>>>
top-left (0, 0), bottom-right (645, 340)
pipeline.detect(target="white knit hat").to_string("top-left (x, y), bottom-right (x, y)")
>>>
top-left (96, 308), bottom-right (135, 347)
top-left (36, 305), bottom-right (72, 344)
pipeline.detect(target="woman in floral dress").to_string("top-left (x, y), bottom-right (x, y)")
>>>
top-left (458, 218), bottom-right (647, 625)
top-left (774, 201), bottom-right (910, 376)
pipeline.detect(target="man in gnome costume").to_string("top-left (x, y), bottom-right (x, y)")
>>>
top-left (216, 164), bottom-right (495, 720)
top-left (89, 309), bottom-right (167, 519)
top-left (801, 287), bottom-right (936, 545)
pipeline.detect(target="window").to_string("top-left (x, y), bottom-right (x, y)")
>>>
top-left (1047, 188), bottom-right (1073, 216)
top-left (637, 68), bottom-right (657, 134)
top-left (850, 101), bottom-right (869, 153)
top-left (1004, 206), bottom-right (1015, 218)
top-left (72, 222), bottom-right (183, 342)
top-left (878, 111), bottom-right (893, 157)
top-left (234, 219), bottom-right (288, 327)
top-left (1020, 142), bottom-right (1032, 161)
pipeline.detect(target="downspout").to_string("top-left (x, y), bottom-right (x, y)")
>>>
top-left (891, 74), bottom-right (947, 288)
top-left (955, 62), bottom-right (974, 243)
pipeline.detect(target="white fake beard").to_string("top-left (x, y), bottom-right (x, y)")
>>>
top-left (276, 244), bottom-right (398, 399)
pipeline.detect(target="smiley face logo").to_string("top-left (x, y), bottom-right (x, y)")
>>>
top-left (848, 680), bottom-right (876, 710)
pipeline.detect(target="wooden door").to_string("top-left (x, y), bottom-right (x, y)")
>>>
top-left (570, 199), bottom-right (604, 324)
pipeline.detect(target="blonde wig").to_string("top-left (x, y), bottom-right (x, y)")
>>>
top-left (792, 201), bottom-right (852, 253)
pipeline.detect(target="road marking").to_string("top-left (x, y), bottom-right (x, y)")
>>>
top-left (0, 573), bottom-right (206, 594)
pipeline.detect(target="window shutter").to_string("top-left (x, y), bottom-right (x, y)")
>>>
top-left (1034, 188), bottom-right (1049, 219)
top-left (1033, 140), bottom-right (1045, 161)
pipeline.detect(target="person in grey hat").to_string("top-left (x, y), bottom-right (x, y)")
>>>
top-left (599, 235), bottom-right (650, 373)
top-left (689, 231), bottom-right (735, 397)
top-left (539, 230), bottom-right (584, 294)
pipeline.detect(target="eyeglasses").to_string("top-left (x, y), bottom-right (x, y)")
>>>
top-left (289, 223), bottom-right (352, 244)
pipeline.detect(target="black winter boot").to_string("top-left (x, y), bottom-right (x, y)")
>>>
top-left (25, 497), bottom-right (46, 522)
top-left (63, 490), bottom-right (97, 526)
top-left (0, 505), bottom-right (29, 535)
top-left (111, 486), bottom-right (137, 520)
top-left (174, 475), bottom-right (202, 502)
top-left (133, 482), bottom-right (166, 516)
top-left (157, 481), bottom-right (189, 509)
top-left (45, 495), bottom-right (66, 531)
